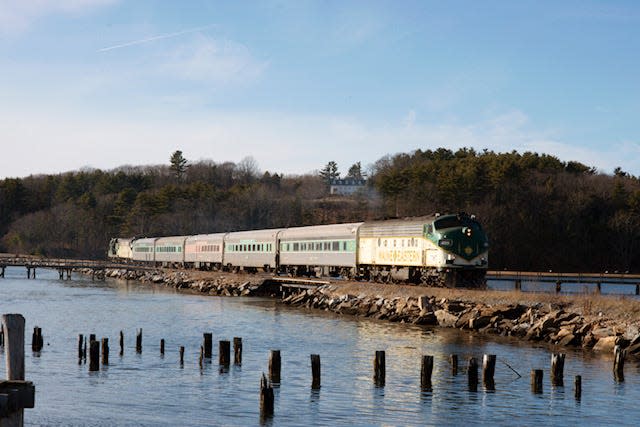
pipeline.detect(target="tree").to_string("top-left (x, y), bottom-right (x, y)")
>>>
top-left (170, 150), bottom-right (189, 180)
top-left (346, 162), bottom-right (366, 180)
top-left (319, 161), bottom-right (339, 184)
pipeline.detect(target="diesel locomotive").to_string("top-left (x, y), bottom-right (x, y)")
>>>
top-left (108, 213), bottom-right (489, 288)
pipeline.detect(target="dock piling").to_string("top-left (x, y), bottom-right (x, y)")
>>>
top-left (421, 355), bottom-right (433, 390)
top-left (233, 337), bottom-right (242, 365)
top-left (311, 354), bottom-right (321, 389)
top-left (269, 350), bottom-right (281, 384)
top-left (374, 350), bottom-right (386, 387)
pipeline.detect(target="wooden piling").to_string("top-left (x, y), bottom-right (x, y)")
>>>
top-left (574, 375), bottom-right (582, 400)
top-left (374, 350), bottom-right (386, 387)
top-left (614, 345), bottom-right (625, 382)
top-left (0, 327), bottom-right (4, 348)
top-left (179, 346), bottom-right (185, 366)
top-left (260, 373), bottom-right (274, 418)
top-left (482, 354), bottom-right (496, 390)
top-left (83, 336), bottom-right (87, 363)
top-left (595, 282), bottom-right (602, 294)
top-left (101, 338), bottom-right (109, 365)
top-left (2, 314), bottom-right (25, 381)
top-left (515, 279), bottom-right (521, 291)
top-left (31, 327), bottom-right (43, 352)
top-left (531, 369), bottom-right (543, 393)
top-left (555, 281), bottom-right (562, 293)
top-left (311, 354), bottom-right (321, 389)
top-left (233, 337), bottom-right (242, 365)
top-left (421, 355), bottom-right (433, 390)
top-left (77, 334), bottom-right (84, 363)
top-left (450, 354), bottom-right (458, 375)
top-left (2, 314), bottom-right (26, 426)
top-left (89, 340), bottom-right (100, 372)
top-left (269, 350), bottom-right (281, 383)
top-left (203, 333), bottom-right (213, 359)
top-left (551, 353), bottom-right (565, 386)
top-left (199, 345), bottom-right (204, 369)
top-left (119, 330), bottom-right (124, 356)
top-left (636, 284), bottom-right (640, 296)
top-left (468, 357), bottom-right (479, 391)
top-left (219, 340), bottom-right (230, 366)
top-left (136, 329), bottom-right (142, 354)
top-left (89, 334), bottom-right (96, 343)
top-left (160, 339), bottom-right (165, 355)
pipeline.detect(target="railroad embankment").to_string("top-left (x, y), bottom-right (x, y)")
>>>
top-left (98, 268), bottom-right (640, 358)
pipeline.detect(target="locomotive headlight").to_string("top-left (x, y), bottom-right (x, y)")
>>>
top-left (438, 239), bottom-right (452, 247)
top-left (463, 227), bottom-right (472, 237)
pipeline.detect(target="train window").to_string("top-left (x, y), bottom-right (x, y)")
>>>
top-left (393, 240), bottom-right (396, 248)
top-left (384, 240), bottom-right (387, 247)
top-left (332, 241), bottom-right (339, 251)
top-left (293, 243), bottom-right (299, 251)
top-left (377, 238), bottom-right (381, 247)
top-left (342, 241), bottom-right (346, 251)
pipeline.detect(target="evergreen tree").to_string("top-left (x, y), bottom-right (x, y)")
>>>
top-left (170, 150), bottom-right (189, 180)
top-left (319, 161), bottom-right (339, 184)
top-left (346, 162), bottom-right (366, 180)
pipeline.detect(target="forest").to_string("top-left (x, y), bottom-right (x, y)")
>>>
top-left (0, 148), bottom-right (638, 273)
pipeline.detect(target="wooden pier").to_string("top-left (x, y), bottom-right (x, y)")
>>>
top-left (487, 270), bottom-right (640, 294)
top-left (0, 256), bottom-right (156, 281)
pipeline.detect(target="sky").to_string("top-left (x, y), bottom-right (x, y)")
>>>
top-left (0, 0), bottom-right (639, 179)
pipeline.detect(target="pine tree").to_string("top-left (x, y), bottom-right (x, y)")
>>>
top-left (319, 161), bottom-right (340, 184)
top-left (346, 162), bottom-right (366, 180)
top-left (170, 150), bottom-right (189, 180)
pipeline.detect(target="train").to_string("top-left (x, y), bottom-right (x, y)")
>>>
top-left (108, 213), bottom-right (489, 287)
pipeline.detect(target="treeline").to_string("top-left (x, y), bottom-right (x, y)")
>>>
top-left (0, 148), bottom-right (638, 273)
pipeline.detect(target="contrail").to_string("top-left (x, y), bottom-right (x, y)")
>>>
top-left (98, 24), bottom-right (215, 52)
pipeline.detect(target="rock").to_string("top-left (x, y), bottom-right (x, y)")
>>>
top-left (417, 296), bottom-right (431, 311)
top-left (434, 310), bottom-right (458, 327)
top-left (444, 301), bottom-right (466, 313)
top-left (413, 312), bottom-right (438, 325)
top-left (557, 333), bottom-right (579, 346)
top-left (593, 336), bottom-right (619, 353)
top-left (455, 311), bottom-right (477, 329)
top-left (469, 315), bottom-right (492, 330)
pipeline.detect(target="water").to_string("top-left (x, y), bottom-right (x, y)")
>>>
top-left (1, 267), bottom-right (640, 426)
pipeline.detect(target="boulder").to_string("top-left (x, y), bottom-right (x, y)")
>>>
top-left (592, 336), bottom-right (619, 353)
top-left (434, 309), bottom-right (458, 327)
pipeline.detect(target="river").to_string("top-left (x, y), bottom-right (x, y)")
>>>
top-left (1, 266), bottom-right (639, 426)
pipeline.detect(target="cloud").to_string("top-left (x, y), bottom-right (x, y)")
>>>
top-left (0, 105), bottom-right (637, 180)
top-left (159, 36), bottom-right (268, 84)
top-left (0, 0), bottom-right (118, 34)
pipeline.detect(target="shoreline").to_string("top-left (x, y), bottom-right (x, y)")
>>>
top-left (94, 268), bottom-right (640, 358)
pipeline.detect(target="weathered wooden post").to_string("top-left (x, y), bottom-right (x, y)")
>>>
top-left (574, 375), bottom-right (582, 400)
top-left (119, 331), bottom-right (124, 356)
top-left (260, 373), bottom-right (274, 419)
top-left (311, 354), bottom-right (321, 389)
top-left (0, 327), bottom-right (4, 348)
top-left (233, 337), bottom-right (242, 365)
top-left (219, 340), bottom-right (230, 366)
top-left (468, 357), bottom-right (479, 391)
top-left (89, 339), bottom-right (100, 372)
top-left (136, 329), bottom-right (142, 354)
top-left (83, 336), bottom-right (87, 363)
top-left (374, 350), bottom-right (385, 387)
top-left (595, 282), bottom-right (602, 294)
top-left (450, 354), bottom-right (458, 375)
top-left (636, 284), bottom-right (640, 296)
top-left (531, 369), bottom-right (543, 393)
top-left (160, 339), bottom-right (165, 356)
top-left (515, 279), bottom-right (521, 291)
top-left (89, 334), bottom-right (96, 343)
top-left (179, 346), bottom-right (185, 366)
top-left (203, 333), bottom-right (213, 359)
top-left (31, 327), bottom-right (43, 352)
top-left (269, 350), bottom-right (281, 383)
top-left (421, 355), bottom-right (433, 390)
top-left (551, 353), bottom-right (565, 386)
top-left (555, 281), bottom-right (562, 293)
top-left (482, 354), bottom-right (496, 390)
top-left (77, 334), bottom-right (84, 363)
top-left (199, 346), bottom-right (204, 370)
top-left (2, 313), bottom-right (36, 427)
top-left (3, 315), bottom-right (25, 381)
top-left (101, 338), bottom-right (109, 365)
top-left (614, 345), bottom-right (625, 382)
